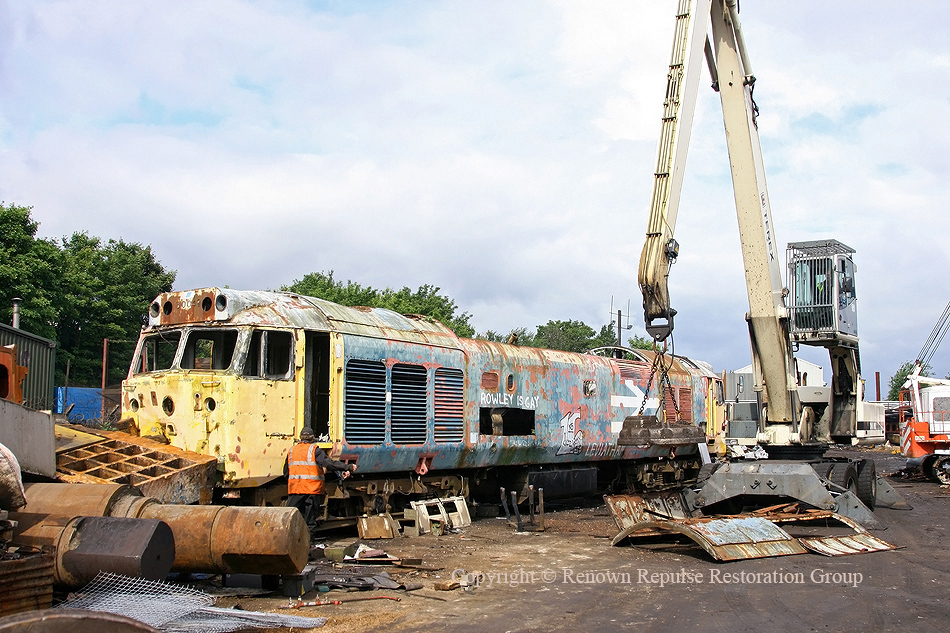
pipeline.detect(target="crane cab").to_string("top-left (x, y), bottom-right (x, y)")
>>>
top-left (788, 239), bottom-right (858, 346)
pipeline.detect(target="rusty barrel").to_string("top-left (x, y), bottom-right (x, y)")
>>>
top-left (11, 513), bottom-right (174, 587)
top-left (19, 483), bottom-right (308, 576)
top-left (135, 503), bottom-right (308, 574)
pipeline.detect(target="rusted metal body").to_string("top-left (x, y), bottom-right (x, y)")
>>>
top-left (0, 323), bottom-right (56, 411)
top-left (18, 483), bottom-right (309, 575)
top-left (606, 493), bottom-right (896, 561)
top-left (10, 512), bottom-right (175, 587)
top-left (0, 344), bottom-right (27, 405)
top-left (139, 503), bottom-right (308, 574)
top-left (0, 549), bottom-right (55, 616)
top-left (117, 288), bottom-right (724, 514)
top-left (55, 431), bottom-right (217, 504)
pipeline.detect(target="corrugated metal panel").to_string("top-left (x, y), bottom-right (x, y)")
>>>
top-left (799, 533), bottom-right (896, 556)
top-left (344, 360), bottom-right (386, 444)
top-left (610, 515), bottom-right (808, 561)
top-left (391, 363), bottom-right (427, 444)
top-left (678, 387), bottom-right (692, 421)
top-left (0, 322), bottom-right (56, 411)
top-left (434, 368), bottom-right (464, 443)
top-left (0, 550), bottom-right (54, 615)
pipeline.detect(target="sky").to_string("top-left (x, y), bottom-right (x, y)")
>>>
top-left (2, 1), bottom-right (949, 389)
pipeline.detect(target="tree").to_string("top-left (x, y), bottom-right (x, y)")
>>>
top-left (627, 334), bottom-right (654, 350)
top-left (0, 203), bottom-right (62, 339)
top-left (284, 271), bottom-right (475, 337)
top-left (57, 233), bottom-right (176, 386)
top-left (0, 204), bottom-right (176, 387)
top-left (478, 320), bottom-right (622, 353)
top-left (529, 320), bottom-right (597, 353)
top-left (887, 360), bottom-right (932, 401)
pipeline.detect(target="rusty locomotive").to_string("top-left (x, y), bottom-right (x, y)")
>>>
top-left (119, 288), bottom-right (723, 523)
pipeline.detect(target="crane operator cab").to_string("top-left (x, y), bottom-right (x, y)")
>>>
top-left (788, 239), bottom-right (858, 344)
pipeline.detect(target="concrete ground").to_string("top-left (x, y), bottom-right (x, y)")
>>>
top-left (218, 448), bottom-right (950, 633)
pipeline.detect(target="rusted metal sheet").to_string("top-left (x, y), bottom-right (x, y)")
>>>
top-left (54, 424), bottom-right (105, 454)
top-left (0, 609), bottom-right (159, 633)
top-left (605, 492), bottom-right (691, 531)
top-left (0, 548), bottom-right (55, 616)
top-left (607, 495), bottom-right (897, 560)
top-left (611, 516), bottom-right (808, 561)
top-left (55, 431), bottom-right (217, 504)
top-left (800, 532), bottom-right (896, 556)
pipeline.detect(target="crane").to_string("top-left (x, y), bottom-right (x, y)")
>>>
top-left (636, 0), bottom-right (877, 451)
top-left (619, 0), bottom-right (901, 526)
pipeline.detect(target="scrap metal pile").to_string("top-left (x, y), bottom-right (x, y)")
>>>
top-left (605, 493), bottom-right (899, 562)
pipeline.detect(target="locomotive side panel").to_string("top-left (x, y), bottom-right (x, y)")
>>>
top-left (334, 333), bottom-right (469, 474)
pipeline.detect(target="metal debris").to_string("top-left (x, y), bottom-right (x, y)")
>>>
top-left (57, 572), bottom-right (328, 632)
top-left (404, 496), bottom-right (471, 536)
top-left (500, 485), bottom-right (545, 532)
top-left (606, 493), bottom-right (898, 561)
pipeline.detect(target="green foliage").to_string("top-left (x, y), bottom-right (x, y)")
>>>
top-left (592, 324), bottom-right (621, 349)
top-left (626, 333), bottom-right (654, 350)
top-left (0, 203), bottom-right (176, 387)
top-left (478, 320), bottom-right (633, 353)
top-left (887, 360), bottom-right (932, 401)
top-left (57, 233), bottom-right (176, 386)
top-left (284, 270), bottom-right (475, 338)
top-left (0, 203), bottom-right (62, 339)
top-left (530, 319), bottom-right (597, 353)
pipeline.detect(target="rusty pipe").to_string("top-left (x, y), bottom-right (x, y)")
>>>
top-left (20, 483), bottom-right (308, 575)
top-left (11, 513), bottom-right (174, 588)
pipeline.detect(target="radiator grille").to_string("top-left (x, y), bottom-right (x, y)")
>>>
top-left (344, 360), bottom-right (386, 444)
top-left (391, 364), bottom-right (428, 444)
top-left (434, 368), bottom-right (464, 443)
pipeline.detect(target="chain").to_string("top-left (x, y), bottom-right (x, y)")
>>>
top-left (637, 353), bottom-right (662, 416)
top-left (636, 340), bottom-right (681, 421)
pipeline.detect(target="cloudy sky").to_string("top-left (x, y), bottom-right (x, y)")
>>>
top-left (2, 1), bottom-right (949, 387)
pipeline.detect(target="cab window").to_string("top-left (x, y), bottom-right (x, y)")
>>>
top-left (243, 330), bottom-right (294, 380)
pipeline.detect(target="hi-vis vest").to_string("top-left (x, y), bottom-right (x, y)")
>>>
top-left (287, 443), bottom-right (326, 495)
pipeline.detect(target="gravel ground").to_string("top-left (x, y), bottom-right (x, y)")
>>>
top-left (206, 447), bottom-right (950, 633)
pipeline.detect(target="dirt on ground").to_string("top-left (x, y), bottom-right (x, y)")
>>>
top-left (205, 447), bottom-right (950, 633)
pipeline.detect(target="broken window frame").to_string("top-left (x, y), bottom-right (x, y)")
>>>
top-left (241, 328), bottom-right (295, 381)
top-left (131, 330), bottom-right (184, 375)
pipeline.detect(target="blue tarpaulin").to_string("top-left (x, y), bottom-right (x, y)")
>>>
top-left (55, 386), bottom-right (103, 421)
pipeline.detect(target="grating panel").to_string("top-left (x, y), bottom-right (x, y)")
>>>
top-left (344, 360), bottom-right (386, 444)
top-left (677, 387), bottom-right (692, 421)
top-left (391, 364), bottom-right (427, 444)
top-left (434, 368), bottom-right (464, 443)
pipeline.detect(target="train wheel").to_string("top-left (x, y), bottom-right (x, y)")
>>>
top-left (855, 459), bottom-right (877, 509)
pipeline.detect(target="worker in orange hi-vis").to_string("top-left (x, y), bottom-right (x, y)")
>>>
top-left (285, 427), bottom-right (356, 540)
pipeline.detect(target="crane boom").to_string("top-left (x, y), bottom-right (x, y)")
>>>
top-left (638, 0), bottom-right (711, 341)
top-left (638, 0), bottom-right (799, 438)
